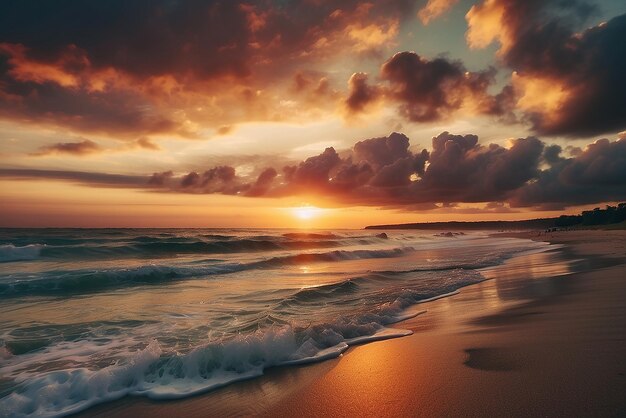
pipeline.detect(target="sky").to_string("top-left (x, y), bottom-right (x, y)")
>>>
top-left (0, 0), bottom-right (625, 228)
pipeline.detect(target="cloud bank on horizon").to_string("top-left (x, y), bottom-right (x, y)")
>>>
top-left (1, 0), bottom-right (625, 216)
top-left (3, 131), bottom-right (625, 210)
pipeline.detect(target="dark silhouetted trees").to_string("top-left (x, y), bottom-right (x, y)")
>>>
top-left (556, 204), bottom-right (626, 227)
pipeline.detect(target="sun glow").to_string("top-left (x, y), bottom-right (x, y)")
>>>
top-left (292, 205), bottom-right (322, 220)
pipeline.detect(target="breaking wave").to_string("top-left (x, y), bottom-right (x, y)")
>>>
top-left (0, 247), bottom-right (416, 297)
top-left (0, 244), bottom-right (44, 263)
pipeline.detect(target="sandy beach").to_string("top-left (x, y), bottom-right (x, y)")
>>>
top-left (78, 230), bottom-right (626, 418)
top-left (4, 1), bottom-right (626, 416)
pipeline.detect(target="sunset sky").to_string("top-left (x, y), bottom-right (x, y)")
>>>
top-left (1, 0), bottom-right (625, 228)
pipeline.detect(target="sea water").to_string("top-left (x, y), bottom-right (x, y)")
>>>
top-left (0, 228), bottom-right (551, 417)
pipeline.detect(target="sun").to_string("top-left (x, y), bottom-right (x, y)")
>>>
top-left (292, 205), bottom-right (320, 220)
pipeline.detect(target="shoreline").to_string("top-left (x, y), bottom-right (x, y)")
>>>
top-left (77, 230), bottom-right (626, 417)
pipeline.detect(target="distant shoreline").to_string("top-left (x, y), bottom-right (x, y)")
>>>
top-left (365, 204), bottom-right (626, 230)
top-left (365, 219), bottom-right (626, 231)
top-left (364, 219), bottom-right (556, 230)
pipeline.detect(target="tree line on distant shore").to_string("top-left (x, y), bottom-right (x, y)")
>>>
top-left (365, 203), bottom-right (626, 230)
top-left (555, 204), bottom-right (626, 227)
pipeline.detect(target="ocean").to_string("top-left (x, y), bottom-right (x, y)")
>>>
top-left (0, 228), bottom-right (554, 417)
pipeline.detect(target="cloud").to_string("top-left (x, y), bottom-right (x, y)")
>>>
top-left (246, 167), bottom-right (278, 197)
top-left (29, 136), bottom-right (161, 157)
top-left (378, 52), bottom-right (503, 122)
top-left (0, 0), bottom-right (419, 136)
top-left (283, 147), bottom-right (342, 189)
top-left (148, 171), bottom-right (174, 187)
top-left (466, 0), bottom-right (626, 136)
top-left (177, 166), bottom-right (242, 194)
top-left (135, 137), bottom-right (160, 151)
top-left (0, 2), bottom-right (253, 81)
top-left (2, 0), bottom-right (622, 139)
top-left (141, 132), bottom-right (626, 208)
top-left (404, 132), bottom-right (543, 204)
top-left (0, 47), bottom-right (184, 137)
top-left (418, 0), bottom-right (460, 25)
top-left (0, 168), bottom-right (146, 188)
top-left (345, 19), bottom-right (400, 52)
top-left (510, 137), bottom-right (626, 208)
top-left (140, 131), bottom-right (622, 209)
top-left (345, 72), bottom-right (379, 114)
top-left (5, 131), bottom-right (625, 209)
top-left (31, 139), bottom-right (101, 156)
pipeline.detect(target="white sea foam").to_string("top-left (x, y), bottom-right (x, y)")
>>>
top-left (0, 324), bottom-right (421, 418)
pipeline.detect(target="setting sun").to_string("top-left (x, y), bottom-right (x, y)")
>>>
top-left (0, 1), bottom-right (625, 417)
top-left (292, 205), bottom-right (322, 220)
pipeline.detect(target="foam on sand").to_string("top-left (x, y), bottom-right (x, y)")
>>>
top-left (0, 324), bottom-right (417, 418)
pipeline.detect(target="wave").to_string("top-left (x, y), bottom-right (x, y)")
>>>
top-left (1, 244), bottom-right (526, 299)
top-left (0, 244), bottom-right (44, 263)
top-left (256, 247), bottom-right (414, 268)
top-left (0, 269), bottom-right (484, 418)
top-left (282, 232), bottom-right (390, 240)
top-left (29, 238), bottom-right (343, 260)
top-left (0, 264), bottom-right (221, 297)
top-left (1, 232), bottom-right (396, 262)
top-left (279, 269), bottom-right (480, 311)
top-left (0, 243), bottom-right (530, 299)
top-left (282, 232), bottom-right (340, 239)
top-left (288, 279), bottom-right (360, 303)
top-left (0, 317), bottom-right (417, 417)
top-left (0, 247), bottom-right (415, 298)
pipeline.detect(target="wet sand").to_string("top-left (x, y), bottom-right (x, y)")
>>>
top-left (78, 230), bottom-right (626, 417)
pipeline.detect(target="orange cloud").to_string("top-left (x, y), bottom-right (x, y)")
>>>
top-left (0, 43), bottom-right (80, 88)
top-left (418, 0), bottom-right (460, 25)
top-left (134, 137), bottom-right (161, 151)
top-left (346, 20), bottom-right (399, 52)
top-left (0, 1), bottom-right (430, 138)
top-left (465, 0), bottom-right (510, 51)
top-left (511, 72), bottom-right (571, 121)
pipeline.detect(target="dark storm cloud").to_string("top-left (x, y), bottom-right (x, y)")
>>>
top-left (510, 137), bottom-right (626, 208)
top-left (283, 147), bottom-right (342, 187)
top-left (534, 13), bottom-right (626, 136)
top-left (147, 131), bottom-right (625, 208)
top-left (156, 131), bottom-right (546, 205)
top-left (0, 0), bottom-right (420, 135)
top-left (467, 0), bottom-right (626, 136)
top-left (0, 0), bottom-right (420, 73)
top-left (353, 132), bottom-right (413, 169)
top-left (0, 0), bottom-right (253, 79)
top-left (4, 132), bottom-right (625, 209)
top-left (145, 132), bottom-right (626, 210)
top-left (378, 52), bottom-right (501, 122)
top-left (345, 72), bottom-right (379, 113)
